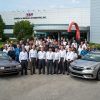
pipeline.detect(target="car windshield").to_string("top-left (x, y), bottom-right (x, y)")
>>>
top-left (82, 53), bottom-right (100, 62)
top-left (0, 52), bottom-right (9, 60)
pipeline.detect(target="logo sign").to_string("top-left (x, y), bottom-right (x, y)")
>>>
top-left (26, 13), bottom-right (33, 17)
top-left (14, 12), bottom-right (46, 20)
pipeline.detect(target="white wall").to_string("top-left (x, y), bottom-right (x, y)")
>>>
top-left (0, 8), bottom-right (90, 27)
top-left (91, 0), bottom-right (100, 44)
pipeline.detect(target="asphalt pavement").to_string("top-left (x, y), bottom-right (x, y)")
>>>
top-left (0, 74), bottom-right (100, 100)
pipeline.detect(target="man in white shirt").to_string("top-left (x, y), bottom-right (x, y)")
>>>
top-left (29, 45), bottom-right (37, 75)
top-left (59, 45), bottom-right (66, 74)
top-left (66, 42), bottom-right (71, 52)
top-left (62, 38), bottom-right (67, 46)
top-left (65, 48), bottom-right (78, 75)
top-left (46, 47), bottom-right (54, 75)
top-left (38, 47), bottom-right (46, 74)
top-left (82, 43), bottom-right (87, 50)
top-left (73, 50), bottom-right (78, 61)
top-left (19, 47), bottom-right (28, 75)
top-left (54, 48), bottom-right (60, 74)
top-left (71, 40), bottom-right (78, 49)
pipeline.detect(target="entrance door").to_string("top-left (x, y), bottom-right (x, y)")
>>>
top-left (46, 32), bottom-right (58, 40)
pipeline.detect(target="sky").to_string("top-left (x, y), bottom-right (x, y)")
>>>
top-left (0, 0), bottom-right (90, 11)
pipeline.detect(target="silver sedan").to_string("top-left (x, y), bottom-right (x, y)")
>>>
top-left (69, 51), bottom-right (100, 80)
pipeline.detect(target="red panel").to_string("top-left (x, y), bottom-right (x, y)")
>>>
top-left (67, 21), bottom-right (80, 41)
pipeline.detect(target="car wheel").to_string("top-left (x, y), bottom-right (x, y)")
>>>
top-left (97, 70), bottom-right (100, 80)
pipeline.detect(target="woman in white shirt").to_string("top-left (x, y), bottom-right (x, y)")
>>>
top-left (78, 45), bottom-right (83, 58)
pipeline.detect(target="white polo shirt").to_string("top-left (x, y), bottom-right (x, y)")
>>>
top-left (65, 51), bottom-right (78, 61)
top-left (38, 51), bottom-right (46, 60)
top-left (19, 51), bottom-right (28, 62)
top-left (59, 50), bottom-right (66, 58)
top-left (54, 51), bottom-right (60, 61)
top-left (46, 51), bottom-right (54, 60)
top-left (29, 49), bottom-right (37, 60)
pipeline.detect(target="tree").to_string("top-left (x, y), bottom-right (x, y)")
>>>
top-left (0, 15), bottom-right (5, 39)
top-left (13, 20), bottom-right (33, 40)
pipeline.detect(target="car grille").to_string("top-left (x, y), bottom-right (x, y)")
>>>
top-left (12, 66), bottom-right (16, 69)
top-left (71, 72), bottom-right (83, 76)
top-left (5, 67), bottom-right (10, 70)
top-left (72, 66), bottom-right (84, 71)
top-left (5, 66), bottom-right (16, 70)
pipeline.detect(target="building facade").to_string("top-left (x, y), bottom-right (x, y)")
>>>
top-left (91, 0), bottom-right (100, 44)
top-left (0, 8), bottom-right (90, 40)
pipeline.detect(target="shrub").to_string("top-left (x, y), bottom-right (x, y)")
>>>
top-left (89, 43), bottom-right (100, 49)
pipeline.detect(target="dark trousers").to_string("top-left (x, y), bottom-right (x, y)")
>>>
top-left (60, 58), bottom-right (66, 74)
top-left (47, 60), bottom-right (53, 75)
top-left (15, 55), bottom-right (19, 62)
top-left (54, 60), bottom-right (59, 74)
top-left (36, 59), bottom-right (39, 69)
top-left (21, 60), bottom-right (28, 75)
top-left (66, 60), bottom-right (73, 74)
top-left (30, 58), bottom-right (37, 74)
top-left (38, 59), bottom-right (45, 74)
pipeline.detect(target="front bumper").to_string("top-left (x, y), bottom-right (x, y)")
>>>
top-left (69, 66), bottom-right (97, 79)
top-left (0, 68), bottom-right (21, 75)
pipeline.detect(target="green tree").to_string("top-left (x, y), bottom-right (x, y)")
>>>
top-left (0, 15), bottom-right (5, 39)
top-left (13, 20), bottom-right (33, 40)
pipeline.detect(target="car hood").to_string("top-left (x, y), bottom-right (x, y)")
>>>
top-left (0, 60), bottom-right (20, 67)
top-left (71, 59), bottom-right (100, 68)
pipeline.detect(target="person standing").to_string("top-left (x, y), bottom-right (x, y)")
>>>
top-left (38, 47), bottom-right (46, 74)
top-left (46, 47), bottom-right (54, 75)
top-left (59, 45), bottom-right (66, 74)
top-left (19, 47), bottom-right (28, 75)
top-left (65, 48), bottom-right (77, 75)
top-left (53, 48), bottom-right (60, 74)
top-left (29, 45), bottom-right (37, 75)
top-left (25, 42), bottom-right (30, 52)
top-left (78, 45), bottom-right (83, 59)
top-left (71, 40), bottom-right (78, 49)
top-left (3, 45), bottom-right (8, 54)
top-left (8, 46), bottom-right (15, 60)
top-left (66, 42), bottom-right (71, 52)
top-left (15, 44), bottom-right (22, 62)
top-left (72, 49), bottom-right (78, 61)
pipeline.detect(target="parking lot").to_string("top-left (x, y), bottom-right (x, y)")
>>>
top-left (0, 74), bottom-right (100, 100)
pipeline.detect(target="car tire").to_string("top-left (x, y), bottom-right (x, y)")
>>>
top-left (97, 69), bottom-right (100, 80)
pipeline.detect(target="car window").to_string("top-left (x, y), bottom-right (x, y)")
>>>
top-left (0, 52), bottom-right (9, 59)
top-left (82, 53), bottom-right (100, 62)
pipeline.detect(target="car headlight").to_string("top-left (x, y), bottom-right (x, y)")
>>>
top-left (0, 67), bottom-right (5, 70)
top-left (86, 68), bottom-right (92, 70)
top-left (86, 66), bottom-right (97, 70)
top-left (16, 65), bottom-right (21, 68)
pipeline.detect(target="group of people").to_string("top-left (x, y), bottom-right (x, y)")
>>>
top-left (1, 37), bottom-right (92, 75)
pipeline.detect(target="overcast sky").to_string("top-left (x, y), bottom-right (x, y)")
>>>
top-left (0, 0), bottom-right (90, 11)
